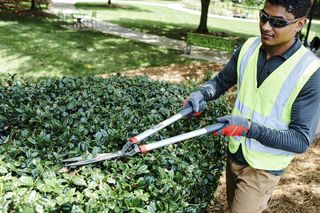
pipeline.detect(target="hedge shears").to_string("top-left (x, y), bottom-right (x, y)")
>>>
top-left (62, 104), bottom-right (225, 167)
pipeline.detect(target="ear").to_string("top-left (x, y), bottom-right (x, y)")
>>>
top-left (295, 17), bottom-right (307, 33)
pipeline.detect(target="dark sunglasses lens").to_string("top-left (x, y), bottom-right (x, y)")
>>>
top-left (270, 18), bottom-right (289, 28)
top-left (259, 11), bottom-right (269, 23)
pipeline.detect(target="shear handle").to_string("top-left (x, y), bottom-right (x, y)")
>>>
top-left (130, 100), bottom-right (207, 144)
top-left (129, 106), bottom-right (194, 144)
top-left (139, 123), bottom-right (225, 152)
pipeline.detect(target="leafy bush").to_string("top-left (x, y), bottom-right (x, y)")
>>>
top-left (186, 32), bottom-right (246, 53)
top-left (0, 76), bottom-right (228, 212)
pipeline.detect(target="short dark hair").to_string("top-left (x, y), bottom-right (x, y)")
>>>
top-left (265, 0), bottom-right (313, 18)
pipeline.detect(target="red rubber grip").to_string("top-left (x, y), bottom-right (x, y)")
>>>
top-left (129, 137), bottom-right (138, 144)
top-left (182, 100), bottom-right (187, 108)
top-left (139, 145), bottom-right (147, 153)
top-left (193, 112), bottom-right (202, 117)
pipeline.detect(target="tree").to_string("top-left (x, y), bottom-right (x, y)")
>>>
top-left (196, 0), bottom-right (210, 33)
top-left (31, 0), bottom-right (38, 10)
top-left (108, 0), bottom-right (111, 5)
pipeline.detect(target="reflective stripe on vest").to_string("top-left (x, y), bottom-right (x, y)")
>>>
top-left (229, 37), bottom-right (320, 170)
top-left (238, 37), bottom-right (261, 89)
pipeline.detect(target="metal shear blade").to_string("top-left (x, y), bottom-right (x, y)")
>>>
top-left (61, 152), bottom-right (114, 163)
top-left (63, 151), bottom-right (124, 167)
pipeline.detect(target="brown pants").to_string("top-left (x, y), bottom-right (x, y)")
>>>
top-left (226, 157), bottom-right (281, 213)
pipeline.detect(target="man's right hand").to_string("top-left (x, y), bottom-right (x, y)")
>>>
top-left (182, 91), bottom-right (207, 113)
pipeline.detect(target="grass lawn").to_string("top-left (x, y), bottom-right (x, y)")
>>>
top-left (0, 14), bottom-right (198, 80)
top-left (75, 1), bottom-right (319, 41)
top-left (76, 2), bottom-right (259, 37)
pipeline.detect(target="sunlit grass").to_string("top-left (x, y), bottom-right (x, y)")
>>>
top-left (76, 2), bottom-right (259, 36)
top-left (0, 14), bottom-right (197, 80)
top-left (75, 1), bottom-right (320, 41)
top-left (110, 19), bottom-right (250, 42)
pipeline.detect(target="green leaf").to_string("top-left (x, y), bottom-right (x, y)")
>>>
top-left (0, 166), bottom-right (8, 175)
top-left (130, 207), bottom-right (148, 213)
top-left (147, 201), bottom-right (157, 213)
top-left (137, 165), bottom-right (149, 175)
top-left (27, 190), bottom-right (39, 204)
top-left (19, 176), bottom-right (34, 186)
top-left (134, 190), bottom-right (149, 202)
top-left (95, 132), bottom-right (102, 141)
top-left (36, 183), bottom-right (52, 193)
top-left (73, 177), bottom-right (87, 186)
top-left (35, 204), bottom-right (44, 213)
top-left (27, 137), bottom-right (37, 145)
top-left (107, 177), bottom-right (116, 185)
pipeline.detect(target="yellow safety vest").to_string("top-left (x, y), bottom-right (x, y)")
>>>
top-left (229, 37), bottom-right (320, 170)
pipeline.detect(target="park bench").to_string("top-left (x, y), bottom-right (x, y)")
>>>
top-left (185, 32), bottom-right (237, 54)
top-left (83, 11), bottom-right (97, 29)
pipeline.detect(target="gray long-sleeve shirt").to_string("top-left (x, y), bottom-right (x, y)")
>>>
top-left (198, 39), bottom-right (320, 174)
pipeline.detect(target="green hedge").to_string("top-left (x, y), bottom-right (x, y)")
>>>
top-left (0, 76), bottom-right (228, 212)
top-left (186, 32), bottom-right (246, 53)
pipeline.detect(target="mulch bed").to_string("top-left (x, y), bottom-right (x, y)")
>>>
top-left (99, 62), bottom-right (224, 83)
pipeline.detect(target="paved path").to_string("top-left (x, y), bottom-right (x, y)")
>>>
top-left (49, 0), bottom-right (231, 64)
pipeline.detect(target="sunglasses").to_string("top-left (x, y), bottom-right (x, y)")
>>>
top-left (259, 10), bottom-right (300, 28)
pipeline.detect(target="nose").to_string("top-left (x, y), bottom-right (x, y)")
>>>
top-left (260, 20), bottom-right (273, 30)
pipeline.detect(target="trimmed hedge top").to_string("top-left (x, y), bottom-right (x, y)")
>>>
top-left (0, 76), bottom-right (228, 212)
top-left (186, 32), bottom-right (247, 53)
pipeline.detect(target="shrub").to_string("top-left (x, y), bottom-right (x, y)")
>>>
top-left (0, 76), bottom-right (228, 212)
top-left (186, 32), bottom-right (247, 53)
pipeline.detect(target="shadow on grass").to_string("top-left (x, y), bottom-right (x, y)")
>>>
top-left (75, 2), bottom-right (149, 12)
top-left (111, 18), bottom-right (250, 43)
top-left (0, 14), bottom-right (197, 80)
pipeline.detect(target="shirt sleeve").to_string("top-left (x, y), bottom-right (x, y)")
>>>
top-left (197, 47), bottom-right (241, 101)
top-left (248, 69), bottom-right (320, 153)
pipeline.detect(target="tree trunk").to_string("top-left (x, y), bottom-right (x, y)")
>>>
top-left (31, 0), bottom-right (38, 10)
top-left (196, 0), bottom-right (210, 33)
top-left (108, 0), bottom-right (111, 5)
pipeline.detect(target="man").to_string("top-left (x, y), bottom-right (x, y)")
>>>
top-left (183, 0), bottom-right (320, 212)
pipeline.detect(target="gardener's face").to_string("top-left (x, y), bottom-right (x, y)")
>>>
top-left (259, 2), bottom-right (306, 49)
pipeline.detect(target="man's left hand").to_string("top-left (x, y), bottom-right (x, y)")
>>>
top-left (214, 115), bottom-right (251, 137)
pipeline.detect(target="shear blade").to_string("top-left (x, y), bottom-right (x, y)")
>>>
top-left (61, 152), bottom-right (114, 163)
top-left (65, 151), bottom-right (124, 167)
